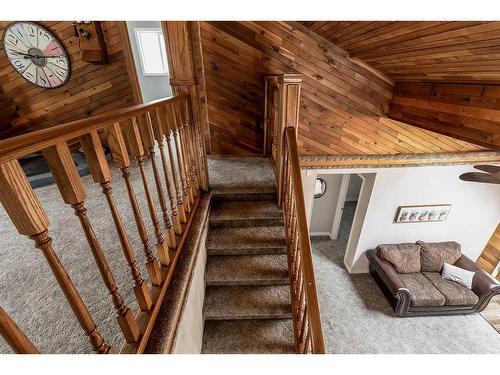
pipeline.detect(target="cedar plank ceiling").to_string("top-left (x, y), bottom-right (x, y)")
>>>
top-left (0, 21), bottom-right (136, 139)
top-left (200, 21), bottom-right (484, 155)
top-left (300, 21), bottom-right (500, 83)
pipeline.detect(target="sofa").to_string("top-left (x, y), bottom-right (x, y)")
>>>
top-left (366, 241), bottom-right (500, 317)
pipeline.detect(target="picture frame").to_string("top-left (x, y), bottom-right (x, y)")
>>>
top-left (395, 204), bottom-right (451, 223)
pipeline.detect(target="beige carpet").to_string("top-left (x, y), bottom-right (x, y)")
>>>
top-left (0, 149), bottom-right (177, 353)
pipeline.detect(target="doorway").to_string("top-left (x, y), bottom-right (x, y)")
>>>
top-left (309, 173), bottom-right (364, 269)
top-left (126, 21), bottom-right (172, 102)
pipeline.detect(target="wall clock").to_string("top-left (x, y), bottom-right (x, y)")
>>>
top-left (2, 22), bottom-right (70, 88)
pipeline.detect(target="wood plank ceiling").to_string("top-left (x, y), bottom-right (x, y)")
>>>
top-left (0, 21), bottom-right (137, 139)
top-left (200, 21), bottom-right (485, 155)
top-left (301, 21), bottom-right (500, 84)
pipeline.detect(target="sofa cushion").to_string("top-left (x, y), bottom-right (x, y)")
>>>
top-left (399, 273), bottom-right (446, 307)
top-left (417, 241), bottom-right (461, 272)
top-left (422, 272), bottom-right (479, 306)
top-left (376, 243), bottom-right (421, 273)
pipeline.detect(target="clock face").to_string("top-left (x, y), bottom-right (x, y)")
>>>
top-left (2, 22), bottom-right (70, 88)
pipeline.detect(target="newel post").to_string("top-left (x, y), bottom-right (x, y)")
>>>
top-left (277, 74), bottom-right (302, 207)
top-left (162, 21), bottom-right (209, 191)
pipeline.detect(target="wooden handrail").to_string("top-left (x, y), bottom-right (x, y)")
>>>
top-left (0, 95), bottom-right (188, 164)
top-left (285, 126), bottom-right (325, 353)
top-left (265, 73), bottom-right (325, 354)
top-left (0, 93), bottom-right (207, 353)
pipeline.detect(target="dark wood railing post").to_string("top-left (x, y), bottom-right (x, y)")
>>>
top-left (277, 74), bottom-right (302, 207)
top-left (0, 160), bottom-right (111, 353)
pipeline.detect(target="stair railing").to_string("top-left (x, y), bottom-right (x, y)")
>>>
top-left (265, 74), bottom-right (325, 353)
top-left (0, 94), bottom-right (208, 354)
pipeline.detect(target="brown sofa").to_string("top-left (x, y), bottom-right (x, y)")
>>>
top-left (367, 241), bottom-right (500, 317)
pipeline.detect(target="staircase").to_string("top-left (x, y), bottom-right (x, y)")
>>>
top-left (201, 157), bottom-right (295, 354)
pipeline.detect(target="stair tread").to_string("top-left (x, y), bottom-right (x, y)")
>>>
top-left (208, 157), bottom-right (276, 195)
top-left (210, 200), bottom-right (282, 221)
top-left (206, 254), bottom-right (289, 286)
top-left (207, 225), bottom-right (286, 250)
top-left (202, 319), bottom-right (294, 354)
top-left (204, 285), bottom-right (292, 320)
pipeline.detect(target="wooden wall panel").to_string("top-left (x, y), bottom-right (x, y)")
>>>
top-left (200, 21), bottom-right (485, 155)
top-left (476, 224), bottom-right (500, 274)
top-left (0, 21), bottom-right (138, 139)
top-left (389, 82), bottom-right (500, 149)
top-left (302, 21), bottom-right (500, 84)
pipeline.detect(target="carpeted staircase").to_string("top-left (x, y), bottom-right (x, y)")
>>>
top-left (201, 157), bottom-right (295, 354)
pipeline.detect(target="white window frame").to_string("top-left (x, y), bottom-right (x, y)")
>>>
top-left (134, 28), bottom-right (169, 77)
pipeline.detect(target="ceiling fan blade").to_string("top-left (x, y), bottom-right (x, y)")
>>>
top-left (474, 165), bottom-right (500, 179)
top-left (459, 172), bottom-right (500, 184)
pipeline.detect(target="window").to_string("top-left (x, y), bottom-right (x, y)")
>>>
top-left (135, 28), bottom-right (168, 76)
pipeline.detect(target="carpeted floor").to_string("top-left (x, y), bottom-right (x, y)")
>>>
top-left (0, 148), bottom-right (178, 354)
top-left (312, 202), bottom-right (500, 354)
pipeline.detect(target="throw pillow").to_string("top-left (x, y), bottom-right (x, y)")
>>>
top-left (376, 243), bottom-right (421, 273)
top-left (417, 241), bottom-right (461, 272)
top-left (442, 262), bottom-right (475, 289)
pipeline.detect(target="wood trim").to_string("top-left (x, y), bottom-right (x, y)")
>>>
top-left (300, 151), bottom-right (500, 169)
top-left (118, 22), bottom-right (143, 104)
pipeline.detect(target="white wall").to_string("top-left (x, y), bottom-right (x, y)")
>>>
top-left (304, 164), bottom-right (500, 274)
top-left (126, 21), bottom-right (172, 103)
top-left (310, 174), bottom-right (343, 235)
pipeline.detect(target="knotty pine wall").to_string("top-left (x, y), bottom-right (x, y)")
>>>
top-left (389, 82), bottom-right (500, 149)
top-left (200, 21), bottom-right (485, 155)
top-left (0, 21), bottom-right (138, 139)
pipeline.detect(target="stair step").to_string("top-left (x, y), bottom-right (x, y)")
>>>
top-left (211, 192), bottom-right (276, 202)
top-left (210, 200), bottom-right (283, 227)
top-left (207, 225), bottom-right (286, 256)
top-left (204, 285), bottom-right (292, 320)
top-left (202, 319), bottom-right (294, 354)
top-left (206, 254), bottom-right (289, 286)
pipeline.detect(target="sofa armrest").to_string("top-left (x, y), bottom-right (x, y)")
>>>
top-left (454, 255), bottom-right (481, 273)
top-left (472, 269), bottom-right (500, 297)
top-left (366, 249), bottom-right (407, 294)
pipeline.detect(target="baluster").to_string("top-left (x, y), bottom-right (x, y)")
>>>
top-left (42, 142), bottom-right (140, 343)
top-left (158, 105), bottom-right (187, 223)
top-left (106, 123), bottom-right (164, 284)
top-left (0, 160), bottom-right (111, 353)
top-left (177, 100), bottom-right (196, 202)
top-left (182, 99), bottom-right (200, 194)
top-left (121, 118), bottom-right (170, 268)
top-left (0, 307), bottom-right (39, 353)
top-left (171, 101), bottom-right (194, 208)
top-left (138, 113), bottom-right (177, 250)
top-left (298, 307), bottom-right (309, 353)
top-left (151, 108), bottom-right (182, 235)
top-left (80, 130), bottom-right (152, 311)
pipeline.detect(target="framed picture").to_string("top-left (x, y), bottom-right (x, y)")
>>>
top-left (395, 204), bottom-right (451, 223)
